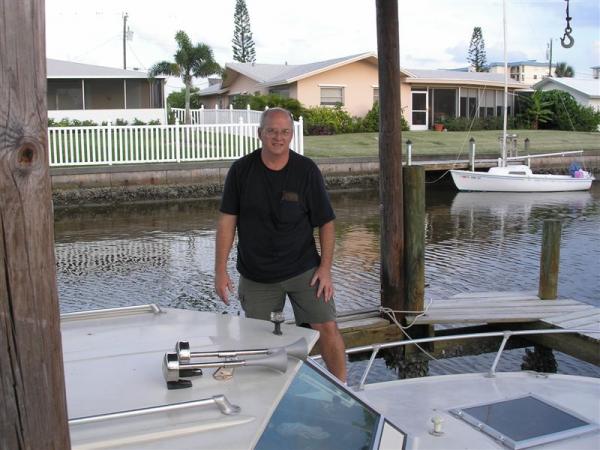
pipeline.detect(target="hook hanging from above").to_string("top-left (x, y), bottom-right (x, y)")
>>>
top-left (560, 0), bottom-right (574, 48)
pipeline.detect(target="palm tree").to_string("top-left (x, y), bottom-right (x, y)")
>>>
top-left (554, 62), bottom-right (575, 78)
top-left (150, 31), bottom-right (221, 124)
top-left (524, 91), bottom-right (553, 129)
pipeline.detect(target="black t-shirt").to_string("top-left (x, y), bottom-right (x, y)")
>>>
top-left (220, 149), bottom-right (335, 283)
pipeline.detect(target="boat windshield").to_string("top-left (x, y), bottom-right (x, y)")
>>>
top-left (255, 362), bottom-right (385, 450)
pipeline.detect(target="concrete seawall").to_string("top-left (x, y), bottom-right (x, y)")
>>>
top-left (51, 153), bottom-right (600, 207)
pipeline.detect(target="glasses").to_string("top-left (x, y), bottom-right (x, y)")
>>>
top-left (263, 128), bottom-right (292, 138)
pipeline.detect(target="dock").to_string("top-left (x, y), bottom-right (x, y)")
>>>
top-left (334, 291), bottom-right (600, 366)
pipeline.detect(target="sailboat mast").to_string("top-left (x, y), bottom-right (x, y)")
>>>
top-left (502, 0), bottom-right (508, 166)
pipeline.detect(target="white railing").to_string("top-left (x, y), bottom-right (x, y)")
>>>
top-left (48, 119), bottom-right (304, 167)
top-left (172, 105), bottom-right (264, 125)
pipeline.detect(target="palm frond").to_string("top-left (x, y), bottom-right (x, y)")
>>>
top-left (149, 61), bottom-right (179, 78)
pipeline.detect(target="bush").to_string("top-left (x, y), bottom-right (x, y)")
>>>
top-left (538, 91), bottom-right (600, 132)
top-left (48, 118), bottom-right (98, 127)
top-left (231, 93), bottom-right (305, 120)
top-left (442, 116), bottom-right (518, 131)
top-left (167, 87), bottom-right (202, 109)
top-left (303, 105), bottom-right (354, 135)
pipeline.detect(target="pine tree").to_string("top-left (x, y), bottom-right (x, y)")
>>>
top-left (467, 26), bottom-right (488, 72)
top-left (232, 0), bottom-right (256, 63)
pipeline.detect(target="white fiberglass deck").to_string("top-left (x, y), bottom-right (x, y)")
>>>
top-left (358, 372), bottom-right (600, 450)
top-left (62, 307), bottom-right (318, 450)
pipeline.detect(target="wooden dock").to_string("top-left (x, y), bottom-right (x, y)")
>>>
top-left (334, 291), bottom-right (600, 366)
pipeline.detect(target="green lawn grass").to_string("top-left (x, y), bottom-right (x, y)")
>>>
top-left (303, 130), bottom-right (600, 159)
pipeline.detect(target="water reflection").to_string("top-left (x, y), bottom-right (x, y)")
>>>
top-left (55, 184), bottom-right (600, 315)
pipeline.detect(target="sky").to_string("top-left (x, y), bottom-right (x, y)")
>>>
top-left (46, 0), bottom-right (600, 93)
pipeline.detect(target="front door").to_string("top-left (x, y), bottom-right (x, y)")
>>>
top-left (411, 91), bottom-right (428, 130)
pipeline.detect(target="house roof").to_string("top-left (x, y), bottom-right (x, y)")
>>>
top-left (489, 60), bottom-right (551, 68)
top-left (402, 68), bottom-right (525, 88)
top-left (533, 77), bottom-right (600, 98)
top-left (47, 58), bottom-right (165, 79)
top-left (199, 53), bottom-right (380, 96)
top-left (224, 52), bottom-right (380, 86)
top-left (199, 53), bottom-right (527, 97)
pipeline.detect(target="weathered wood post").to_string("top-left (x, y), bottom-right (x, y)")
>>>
top-left (403, 167), bottom-right (425, 315)
top-left (538, 220), bottom-right (562, 300)
top-left (0, 0), bottom-right (71, 448)
top-left (469, 137), bottom-right (476, 171)
top-left (376, 0), bottom-right (405, 315)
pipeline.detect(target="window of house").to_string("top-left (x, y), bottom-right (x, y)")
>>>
top-left (125, 79), bottom-right (150, 108)
top-left (320, 86), bottom-right (344, 106)
top-left (47, 79), bottom-right (83, 110)
top-left (534, 74), bottom-right (538, 80)
top-left (373, 87), bottom-right (379, 104)
top-left (84, 79), bottom-right (124, 110)
top-left (269, 86), bottom-right (290, 98)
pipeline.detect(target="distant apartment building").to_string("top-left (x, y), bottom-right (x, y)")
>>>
top-left (488, 60), bottom-right (553, 86)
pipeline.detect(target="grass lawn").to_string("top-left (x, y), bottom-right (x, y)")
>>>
top-left (303, 130), bottom-right (600, 159)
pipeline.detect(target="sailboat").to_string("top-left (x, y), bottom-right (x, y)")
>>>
top-left (450, 2), bottom-right (595, 192)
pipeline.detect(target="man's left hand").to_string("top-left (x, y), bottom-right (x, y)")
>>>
top-left (310, 266), bottom-right (334, 302)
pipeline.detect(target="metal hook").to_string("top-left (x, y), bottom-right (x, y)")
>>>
top-left (560, 32), bottom-right (574, 49)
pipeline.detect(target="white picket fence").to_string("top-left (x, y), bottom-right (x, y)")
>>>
top-left (48, 119), bottom-right (304, 167)
top-left (172, 105), bottom-right (263, 125)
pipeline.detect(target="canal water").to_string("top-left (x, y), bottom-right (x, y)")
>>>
top-left (54, 182), bottom-right (600, 378)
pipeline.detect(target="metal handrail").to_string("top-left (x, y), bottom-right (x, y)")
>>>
top-left (506, 150), bottom-right (583, 161)
top-left (60, 304), bottom-right (162, 322)
top-left (69, 394), bottom-right (240, 425)
top-left (331, 328), bottom-right (600, 391)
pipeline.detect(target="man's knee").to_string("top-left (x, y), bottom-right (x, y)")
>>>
top-left (310, 321), bottom-right (342, 339)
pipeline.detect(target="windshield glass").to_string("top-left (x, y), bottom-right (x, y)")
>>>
top-left (255, 362), bottom-right (380, 450)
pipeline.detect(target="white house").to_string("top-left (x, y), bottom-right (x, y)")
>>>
top-left (47, 59), bottom-right (167, 124)
top-left (488, 60), bottom-right (553, 86)
top-left (533, 77), bottom-right (600, 112)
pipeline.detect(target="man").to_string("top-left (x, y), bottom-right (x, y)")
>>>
top-left (214, 107), bottom-right (347, 382)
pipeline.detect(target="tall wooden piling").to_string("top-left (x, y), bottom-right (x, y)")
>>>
top-left (403, 166), bottom-right (425, 314)
top-left (376, 0), bottom-right (404, 314)
top-left (0, 0), bottom-right (71, 448)
top-left (538, 220), bottom-right (562, 300)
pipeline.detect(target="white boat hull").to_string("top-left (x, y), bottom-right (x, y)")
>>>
top-left (451, 169), bottom-right (594, 192)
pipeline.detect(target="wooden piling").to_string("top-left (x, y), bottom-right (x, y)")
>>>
top-left (376, 0), bottom-right (405, 313)
top-left (0, 0), bottom-right (71, 448)
top-left (403, 166), bottom-right (425, 315)
top-left (538, 220), bottom-right (562, 300)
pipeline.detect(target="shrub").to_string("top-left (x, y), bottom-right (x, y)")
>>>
top-left (303, 105), bottom-right (354, 135)
top-left (167, 87), bottom-right (202, 109)
top-left (441, 116), bottom-right (517, 131)
top-left (230, 93), bottom-right (305, 120)
top-left (537, 91), bottom-right (600, 132)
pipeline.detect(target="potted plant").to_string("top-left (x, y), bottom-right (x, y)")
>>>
top-left (433, 114), bottom-right (446, 131)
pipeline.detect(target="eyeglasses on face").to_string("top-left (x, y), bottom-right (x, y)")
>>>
top-left (263, 128), bottom-right (292, 137)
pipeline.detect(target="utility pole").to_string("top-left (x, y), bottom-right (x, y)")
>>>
top-left (547, 38), bottom-right (553, 77)
top-left (123, 12), bottom-right (128, 69)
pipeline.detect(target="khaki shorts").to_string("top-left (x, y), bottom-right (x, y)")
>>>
top-left (238, 268), bottom-right (337, 325)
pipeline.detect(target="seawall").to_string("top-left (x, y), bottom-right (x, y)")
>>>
top-left (51, 153), bottom-right (600, 208)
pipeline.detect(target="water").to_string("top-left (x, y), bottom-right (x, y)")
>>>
top-left (54, 182), bottom-right (600, 378)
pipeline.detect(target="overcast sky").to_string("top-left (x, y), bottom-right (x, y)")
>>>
top-left (46, 0), bottom-right (600, 92)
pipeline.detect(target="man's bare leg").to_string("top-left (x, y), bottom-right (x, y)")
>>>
top-left (310, 321), bottom-right (347, 382)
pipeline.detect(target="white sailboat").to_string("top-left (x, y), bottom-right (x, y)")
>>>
top-left (450, 1), bottom-right (595, 193)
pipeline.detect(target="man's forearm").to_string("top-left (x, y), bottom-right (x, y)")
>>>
top-left (215, 213), bottom-right (237, 273)
top-left (318, 220), bottom-right (335, 269)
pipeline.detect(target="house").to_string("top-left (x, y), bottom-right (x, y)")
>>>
top-left (533, 77), bottom-right (600, 112)
top-left (47, 59), bottom-right (167, 124)
top-left (488, 60), bottom-right (553, 86)
top-left (199, 53), bottom-right (526, 131)
top-left (399, 69), bottom-right (525, 130)
top-left (199, 52), bottom-right (379, 118)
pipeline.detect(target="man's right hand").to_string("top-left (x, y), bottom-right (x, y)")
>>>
top-left (215, 271), bottom-right (234, 304)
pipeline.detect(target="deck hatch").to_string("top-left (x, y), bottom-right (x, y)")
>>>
top-left (450, 394), bottom-right (598, 449)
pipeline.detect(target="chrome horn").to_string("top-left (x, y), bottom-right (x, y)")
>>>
top-left (175, 337), bottom-right (309, 363)
top-left (162, 348), bottom-right (288, 389)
